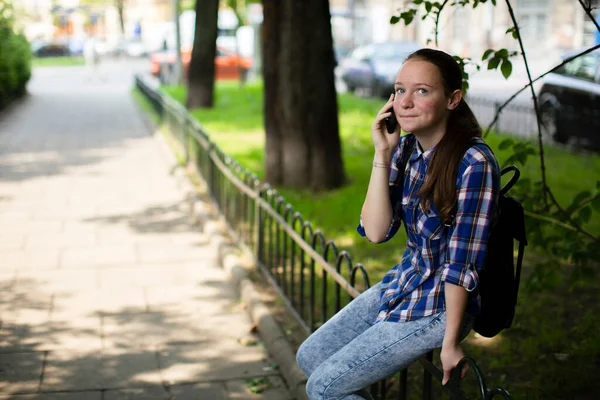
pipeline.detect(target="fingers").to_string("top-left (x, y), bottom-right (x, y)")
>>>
top-left (442, 368), bottom-right (450, 385)
top-left (377, 93), bottom-right (395, 116)
top-left (372, 111), bottom-right (393, 130)
top-left (442, 364), bottom-right (469, 386)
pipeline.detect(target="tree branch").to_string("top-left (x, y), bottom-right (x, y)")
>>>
top-left (572, 193), bottom-right (600, 214)
top-left (434, 0), bottom-right (451, 47)
top-left (545, 187), bottom-right (599, 242)
top-left (578, 0), bottom-right (600, 33)
top-left (483, 43), bottom-right (600, 137)
top-left (503, 0), bottom-right (548, 205)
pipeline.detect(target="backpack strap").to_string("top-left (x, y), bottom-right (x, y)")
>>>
top-left (397, 134), bottom-right (416, 237)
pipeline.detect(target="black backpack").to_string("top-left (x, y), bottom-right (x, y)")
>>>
top-left (470, 139), bottom-right (528, 338)
top-left (398, 135), bottom-right (528, 338)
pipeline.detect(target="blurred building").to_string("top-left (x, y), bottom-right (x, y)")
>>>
top-left (330, 0), bottom-right (600, 71)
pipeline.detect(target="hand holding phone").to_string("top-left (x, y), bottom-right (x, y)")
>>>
top-left (384, 109), bottom-right (397, 134)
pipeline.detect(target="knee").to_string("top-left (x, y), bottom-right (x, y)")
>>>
top-left (306, 373), bottom-right (326, 400)
top-left (296, 340), bottom-right (312, 376)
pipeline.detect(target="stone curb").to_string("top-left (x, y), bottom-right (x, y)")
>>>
top-left (135, 101), bottom-right (309, 400)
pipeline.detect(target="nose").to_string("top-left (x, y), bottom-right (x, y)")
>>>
top-left (397, 93), bottom-right (413, 109)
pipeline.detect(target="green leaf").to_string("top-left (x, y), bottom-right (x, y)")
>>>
top-left (505, 27), bottom-right (518, 39)
top-left (482, 49), bottom-right (494, 61)
top-left (572, 191), bottom-right (592, 208)
top-left (500, 59), bottom-right (512, 79)
top-left (401, 11), bottom-right (414, 25)
top-left (592, 198), bottom-right (600, 212)
top-left (497, 48), bottom-right (509, 58)
top-left (390, 15), bottom-right (400, 24)
top-left (425, 2), bottom-right (433, 13)
top-left (578, 207), bottom-right (592, 224)
top-left (487, 56), bottom-right (501, 70)
top-left (499, 138), bottom-right (514, 150)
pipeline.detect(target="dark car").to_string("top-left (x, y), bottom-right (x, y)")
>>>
top-left (538, 49), bottom-right (600, 148)
top-left (32, 42), bottom-right (70, 58)
top-left (338, 41), bottom-right (420, 98)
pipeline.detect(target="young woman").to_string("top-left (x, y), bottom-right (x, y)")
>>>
top-left (295, 48), bottom-right (500, 400)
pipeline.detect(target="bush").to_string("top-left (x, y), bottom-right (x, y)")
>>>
top-left (0, 0), bottom-right (32, 109)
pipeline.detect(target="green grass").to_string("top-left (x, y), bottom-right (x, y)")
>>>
top-left (31, 56), bottom-right (85, 67)
top-left (151, 82), bottom-right (600, 399)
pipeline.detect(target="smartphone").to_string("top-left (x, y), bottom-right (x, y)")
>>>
top-left (384, 103), bottom-right (397, 134)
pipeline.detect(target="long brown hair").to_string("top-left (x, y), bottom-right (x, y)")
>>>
top-left (406, 49), bottom-right (482, 222)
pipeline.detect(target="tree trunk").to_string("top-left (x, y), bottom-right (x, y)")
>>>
top-left (262, 0), bottom-right (283, 185)
top-left (186, 0), bottom-right (219, 109)
top-left (263, 0), bottom-right (346, 190)
top-left (116, 0), bottom-right (125, 35)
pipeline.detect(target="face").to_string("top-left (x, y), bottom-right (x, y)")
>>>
top-left (393, 59), bottom-right (460, 136)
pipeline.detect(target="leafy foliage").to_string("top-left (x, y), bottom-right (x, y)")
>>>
top-left (0, 0), bottom-right (31, 109)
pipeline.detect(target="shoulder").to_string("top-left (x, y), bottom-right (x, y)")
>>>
top-left (457, 139), bottom-right (500, 181)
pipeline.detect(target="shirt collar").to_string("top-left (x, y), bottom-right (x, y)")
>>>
top-left (409, 139), bottom-right (437, 163)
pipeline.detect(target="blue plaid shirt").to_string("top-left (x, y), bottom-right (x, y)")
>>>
top-left (358, 134), bottom-right (500, 323)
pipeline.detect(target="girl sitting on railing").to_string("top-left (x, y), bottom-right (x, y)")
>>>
top-left (296, 48), bottom-right (500, 400)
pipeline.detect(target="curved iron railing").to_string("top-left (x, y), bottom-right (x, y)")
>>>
top-left (135, 74), bottom-right (513, 400)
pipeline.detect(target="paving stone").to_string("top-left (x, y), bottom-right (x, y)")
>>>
top-left (226, 376), bottom-right (293, 400)
top-left (137, 244), bottom-right (212, 264)
top-left (0, 392), bottom-right (103, 399)
top-left (61, 246), bottom-right (137, 269)
top-left (0, 234), bottom-right (26, 251)
top-left (0, 352), bottom-right (44, 394)
top-left (24, 232), bottom-right (97, 249)
top-left (1, 250), bottom-right (61, 271)
top-left (169, 382), bottom-right (227, 399)
top-left (102, 310), bottom-right (209, 349)
top-left (0, 221), bottom-right (63, 235)
top-left (41, 349), bottom-right (162, 392)
top-left (0, 318), bottom-right (102, 353)
top-left (104, 386), bottom-right (170, 400)
top-left (157, 341), bottom-right (278, 385)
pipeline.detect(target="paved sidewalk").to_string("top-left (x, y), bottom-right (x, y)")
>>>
top-left (0, 63), bottom-right (292, 399)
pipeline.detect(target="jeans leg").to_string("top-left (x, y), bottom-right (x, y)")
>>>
top-left (306, 312), bottom-right (448, 400)
top-left (296, 283), bottom-right (382, 378)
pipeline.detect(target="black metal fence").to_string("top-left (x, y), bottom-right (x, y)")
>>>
top-left (466, 95), bottom-right (537, 138)
top-left (135, 74), bottom-right (512, 400)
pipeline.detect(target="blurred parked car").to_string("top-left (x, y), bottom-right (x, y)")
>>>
top-left (31, 41), bottom-right (70, 57)
top-left (150, 45), bottom-right (252, 83)
top-left (338, 41), bottom-right (420, 97)
top-left (539, 49), bottom-right (600, 148)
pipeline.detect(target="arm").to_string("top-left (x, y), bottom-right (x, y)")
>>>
top-left (440, 160), bottom-right (498, 384)
top-left (359, 94), bottom-right (402, 243)
top-left (441, 283), bottom-right (469, 384)
top-left (360, 149), bottom-right (396, 243)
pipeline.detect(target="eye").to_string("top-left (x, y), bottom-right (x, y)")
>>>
top-left (417, 88), bottom-right (428, 94)
top-left (395, 88), bottom-right (405, 94)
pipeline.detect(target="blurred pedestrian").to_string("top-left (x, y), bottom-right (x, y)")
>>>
top-left (83, 35), bottom-right (101, 82)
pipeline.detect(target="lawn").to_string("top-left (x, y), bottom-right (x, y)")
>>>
top-left (150, 81), bottom-right (599, 399)
top-left (31, 56), bottom-right (86, 67)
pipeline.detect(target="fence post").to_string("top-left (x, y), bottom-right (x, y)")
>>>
top-left (256, 188), bottom-right (265, 265)
top-left (423, 350), bottom-right (433, 400)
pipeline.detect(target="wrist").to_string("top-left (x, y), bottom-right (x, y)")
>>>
top-left (442, 337), bottom-right (460, 348)
top-left (373, 150), bottom-right (392, 165)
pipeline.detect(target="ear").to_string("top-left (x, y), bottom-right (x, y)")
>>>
top-left (447, 89), bottom-right (462, 110)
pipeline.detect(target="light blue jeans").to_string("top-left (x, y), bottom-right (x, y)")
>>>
top-left (296, 283), bottom-right (471, 400)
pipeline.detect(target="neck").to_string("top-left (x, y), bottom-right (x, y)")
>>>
top-left (412, 124), bottom-right (446, 151)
